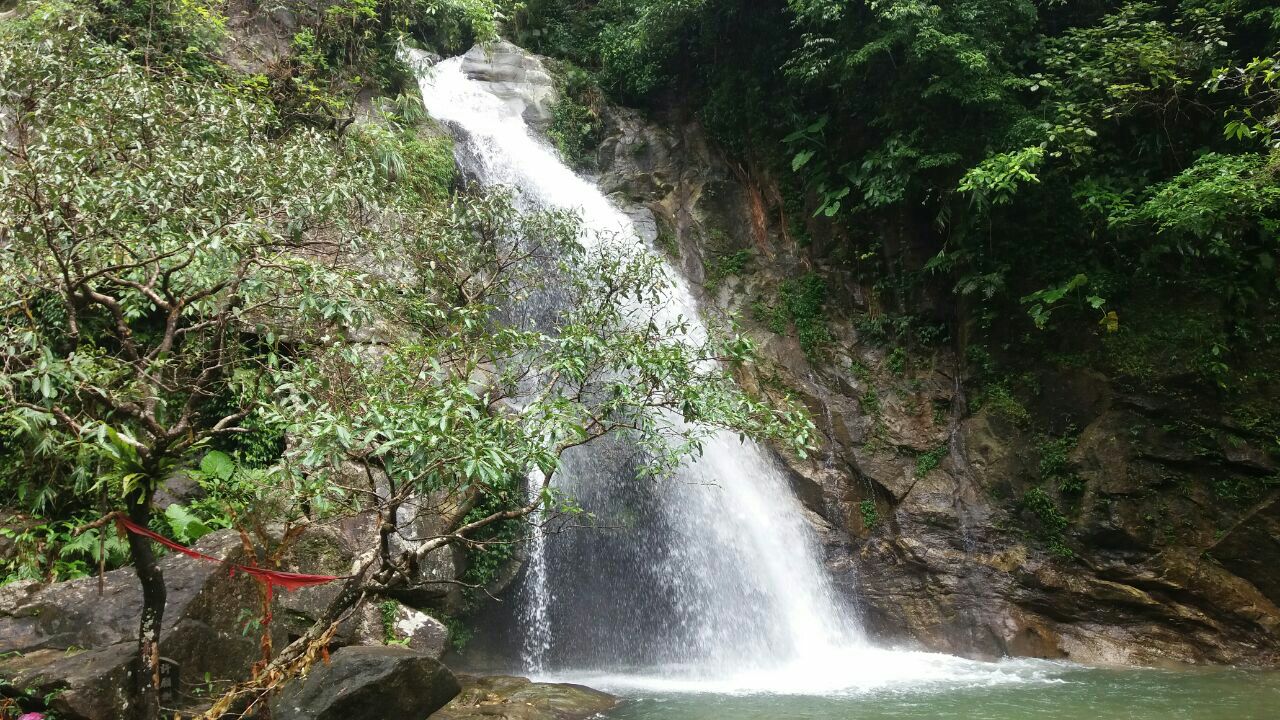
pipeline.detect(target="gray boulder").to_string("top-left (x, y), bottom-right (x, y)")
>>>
top-left (459, 41), bottom-right (557, 130)
top-left (270, 646), bottom-right (460, 720)
top-left (0, 530), bottom-right (263, 719)
top-left (0, 644), bottom-right (134, 720)
top-left (381, 601), bottom-right (451, 658)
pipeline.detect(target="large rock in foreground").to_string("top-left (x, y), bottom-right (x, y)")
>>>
top-left (430, 675), bottom-right (619, 720)
top-left (271, 646), bottom-right (460, 720)
top-left (0, 644), bottom-right (135, 720)
top-left (0, 523), bottom-right (418, 718)
top-left (0, 531), bottom-right (263, 719)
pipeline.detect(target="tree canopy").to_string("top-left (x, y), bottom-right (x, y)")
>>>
top-left (510, 0), bottom-right (1280, 396)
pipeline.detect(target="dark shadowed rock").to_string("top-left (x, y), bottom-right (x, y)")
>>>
top-left (0, 644), bottom-right (134, 720)
top-left (270, 646), bottom-right (459, 720)
top-left (430, 675), bottom-right (618, 720)
top-left (1211, 494), bottom-right (1280, 606)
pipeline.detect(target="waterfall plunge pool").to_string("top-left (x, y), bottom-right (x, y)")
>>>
top-left (541, 660), bottom-right (1280, 719)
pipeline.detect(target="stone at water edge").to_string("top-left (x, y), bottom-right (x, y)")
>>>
top-left (384, 602), bottom-right (451, 658)
top-left (269, 645), bottom-right (460, 720)
top-left (430, 674), bottom-right (619, 720)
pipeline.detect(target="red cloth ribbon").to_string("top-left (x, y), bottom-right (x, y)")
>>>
top-left (116, 516), bottom-right (346, 594)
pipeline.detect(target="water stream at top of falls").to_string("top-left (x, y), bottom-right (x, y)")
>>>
top-left (413, 47), bottom-right (1066, 696)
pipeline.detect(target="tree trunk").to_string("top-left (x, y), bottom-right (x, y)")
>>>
top-left (125, 493), bottom-right (166, 720)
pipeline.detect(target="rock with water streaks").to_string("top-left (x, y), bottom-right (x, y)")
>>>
top-left (460, 41), bottom-right (557, 129)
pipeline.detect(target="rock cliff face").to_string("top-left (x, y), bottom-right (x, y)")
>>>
top-left (556, 47), bottom-right (1280, 666)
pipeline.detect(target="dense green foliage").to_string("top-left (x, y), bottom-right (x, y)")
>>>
top-left (509, 0), bottom-right (1280, 407)
top-left (546, 62), bottom-right (606, 168)
top-left (0, 0), bottom-right (812, 596)
top-left (0, 0), bottom-right (372, 581)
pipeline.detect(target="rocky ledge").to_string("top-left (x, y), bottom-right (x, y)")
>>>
top-left (0, 526), bottom-right (453, 719)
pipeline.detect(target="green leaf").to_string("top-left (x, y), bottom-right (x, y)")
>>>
top-left (165, 504), bottom-right (213, 544)
top-left (199, 450), bottom-right (236, 481)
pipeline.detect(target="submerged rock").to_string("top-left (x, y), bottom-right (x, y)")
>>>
top-left (270, 646), bottom-right (460, 720)
top-left (430, 675), bottom-right (619, 720)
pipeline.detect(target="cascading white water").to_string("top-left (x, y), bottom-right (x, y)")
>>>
top-left (413, 45), bottom-right (1064, 695)
top-left (519, 469), bottom-right (552, 673)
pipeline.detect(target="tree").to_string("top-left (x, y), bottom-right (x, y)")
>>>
top-left (2, 7), bottom-right (815, 719)
top-left (0, 11), bottom-right (371, 717)
top-left (198, 187), bottom-right (815, 718)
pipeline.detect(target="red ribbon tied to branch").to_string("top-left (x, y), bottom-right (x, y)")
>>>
top-left (116, 516), bottom-right (346, 598)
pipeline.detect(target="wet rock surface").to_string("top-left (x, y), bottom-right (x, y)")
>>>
top-left (460, 41), bottom-right (557, 129)
top-left (430, 675), bottom-right (619, 720)
top-left (271, 645), bottom-right (460, 720)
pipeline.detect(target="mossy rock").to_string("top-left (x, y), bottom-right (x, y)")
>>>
top-left (431, 674), bottom-right (619, 720)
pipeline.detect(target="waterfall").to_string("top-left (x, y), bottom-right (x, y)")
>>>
top-left (413, 44), bottom-right (1045, 695)
top-left (518, 469), bottom-right (553, 673)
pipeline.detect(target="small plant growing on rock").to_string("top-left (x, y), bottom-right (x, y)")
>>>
top-left (886, 347), bottom-right (908, 376)
top-left (655, 228), bottom-right (681, 258)
top-left (1038, 432), bottom-right (1083, 494)
top-left (915, 445), bottom-right (948, 477)
top-left (1020, 488), bottom-right (1074, 559)
top-left (860, 388), bottom-right (881, 416)
top-left (379, 601), bottom-right (409, 647)
top-left (859, 500), bottom-right (879, 529)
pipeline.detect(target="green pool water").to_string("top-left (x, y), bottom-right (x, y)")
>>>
top-left (558, 661), bottom-right (1280, 720)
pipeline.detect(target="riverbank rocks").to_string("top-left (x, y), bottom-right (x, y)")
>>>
top-left (270, 646), bottom-right (460, 720)
top-left (430, 675), bottom-right (619, 720)
top-left (0, 521), bottom-right (464, 718)
top-left (0, 530), bottom-right (267, 719)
